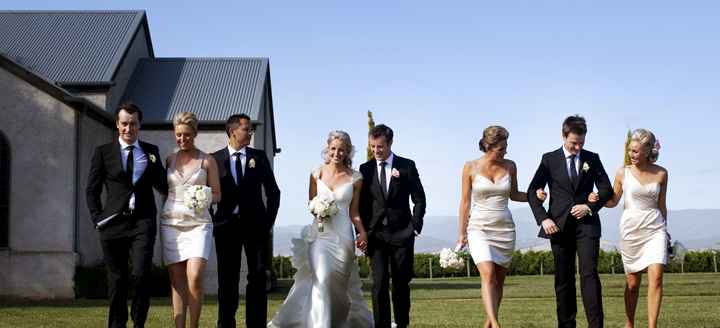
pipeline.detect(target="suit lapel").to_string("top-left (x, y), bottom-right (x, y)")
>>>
top-left (111, 140), bottom-right (132, 184)
top-left (243, 151), bottom-right (253, 182)
top-left (368, 160), bottom-right (386, 200)
top-left (576, 150), bottom-right (589, 189)
top-left (220, 148), bottom-right (234, 185)
top-left (387, 158), bottom-right (400, 199)
top-left (555, 148), bottom-right (575, 192)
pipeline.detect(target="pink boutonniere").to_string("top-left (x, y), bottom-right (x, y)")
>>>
top-left (391, 168), bottom-right (400, 178)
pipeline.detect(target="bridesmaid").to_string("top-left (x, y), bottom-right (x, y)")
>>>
top-left (161, 112), bottom-right (221, 328)
top-left (589, 129), bottom-right (668, 328)
top-left (456, 126), bottom-right (542, 328)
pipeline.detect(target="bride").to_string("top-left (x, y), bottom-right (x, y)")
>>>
top-left (268, 130), bottom-right (374, 327)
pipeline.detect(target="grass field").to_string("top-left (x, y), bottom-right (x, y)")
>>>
top-left (1, 273), bottom-right (719, 327)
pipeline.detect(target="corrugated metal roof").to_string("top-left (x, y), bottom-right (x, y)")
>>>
top-left (0, 10), bottom-right (145, 83)
top-left (121, 57), bottom-right (269, 122)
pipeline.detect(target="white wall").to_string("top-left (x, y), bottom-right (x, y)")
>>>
top-left (0, 67), bottom-right (78, 299)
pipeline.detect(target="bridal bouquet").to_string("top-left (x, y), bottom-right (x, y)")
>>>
top-left (308, 193), bottom-right (338, 232)
top-left (439, 246), bottom-right (466, 270)
top-left (184, 185), bottom-right (212, 214)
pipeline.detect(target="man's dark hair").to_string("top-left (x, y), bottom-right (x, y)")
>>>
top-left (225, 114), bottom-right (252, 136)
top-left (562, 115), bottom-right (587, 137)
top-left (369, 124), bottom-right (394, 143)
top-left (116, 102), bottom-right (142, 122)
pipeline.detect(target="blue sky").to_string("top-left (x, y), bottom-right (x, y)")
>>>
top-left (8, 1), bottom-right (720, 225)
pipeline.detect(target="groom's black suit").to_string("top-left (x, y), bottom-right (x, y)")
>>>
top-left (86, 140), bottom-right (167, 328)
top-left (211, 146), bottom-right (280, 328)
top-left (360, 154), bottom-right (426, 328)
top-left (528, 148), bottom-right (612, 328)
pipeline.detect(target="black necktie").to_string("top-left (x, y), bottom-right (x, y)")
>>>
top-left (234, 152), bottom-right (243, 186)
top-left (126, 145), bottom-right (134, 183)
top-left (379, 161), bottom-right (388, 198)
top-left (569, 154), bottom-right (578, 187)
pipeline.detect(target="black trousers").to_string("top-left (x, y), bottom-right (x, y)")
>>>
top-left (369, 235), bottom-right (414, 328)
top-left (100, 226), bottom-right (155, 328)
top-left (550, 220), bottom-right (604, 328)
top-left (214, 221), bottom-right (268, 328)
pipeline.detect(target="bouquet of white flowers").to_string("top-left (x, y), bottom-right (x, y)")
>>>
top-left (183, 185), bottom-right (212, 214)
top-left (308, 193), bottom-right (339, 232)
top-left (439, 247), bottom-right (466, 270)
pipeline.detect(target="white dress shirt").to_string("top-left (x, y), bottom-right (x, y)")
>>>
top-left (227, 144), bottom-right (247, 214)
top-left (376, 152), bottom-right (395, 193)
top-left (562, 146), bottom-right (580, 178)
top-left (119, 138), bottom-right (147, 210)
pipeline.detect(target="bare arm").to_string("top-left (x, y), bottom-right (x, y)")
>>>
top-left (457, 162), bottom-right (473, 247)
top-left (658, 167), bottom-right (668, 220)
top-left (308, 173), bottom-right (317, 201)
top-left (603, 167), bottom-right (624, 208)
top-left (204, 155), bottom-right (222, 203)
top-left (508, 161), bottom-right (528, 202)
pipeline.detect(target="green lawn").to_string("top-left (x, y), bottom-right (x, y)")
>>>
top-left (1, 273), bottom-right (719, 327)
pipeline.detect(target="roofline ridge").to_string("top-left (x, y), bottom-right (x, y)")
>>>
top-left (151, 56), bottom-right (269, 61)
top-left (0, 10), bottom-right (146, 14)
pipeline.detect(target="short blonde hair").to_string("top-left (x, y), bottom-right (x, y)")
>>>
top-left (479, 125), bottom-right (509, 152)
top-left (631, 128), bottom-right (659, 163)
top-left (322, 130), bottom-right (355, 168)
top-left (173, 112), bottom-right (199, 134)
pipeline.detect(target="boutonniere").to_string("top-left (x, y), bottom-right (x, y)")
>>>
top-left (582, 162), bottom-right (590, 172)
top-left (248, 158), bottom-right (256, 169)
top-left (391, 168), bottom-right (400, 178)
top-left (148, 154), bottom-right (156, 163)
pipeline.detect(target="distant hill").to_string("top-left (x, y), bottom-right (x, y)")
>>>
top-left (273, 209), bottom-right (720, 255)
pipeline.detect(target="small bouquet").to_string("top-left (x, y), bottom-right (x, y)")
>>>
top-left (183, 185), bottom-right (212, 214)
top-left (308, 193), bottom-right (338, 232)
top-left (439, 246), bottom-right (466, 270)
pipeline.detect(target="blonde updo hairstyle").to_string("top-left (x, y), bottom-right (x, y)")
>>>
top-left (479, 125), bottom-right (509, 152)
top-left (173, 112), bottom-right (199, 135)
top-left (322, 130), bottom-right (355, 168)
top-left (631, 128), bottom-right (659, 163)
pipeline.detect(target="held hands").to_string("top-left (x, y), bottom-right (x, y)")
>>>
top-left (542, 218), bottom-right (559, 235)
top-left (535, 189), bottom-right (548, 202)
top-left (355, 231), bottom-right (368, 253)
top-left (570, 204), bottom-right (592, 219)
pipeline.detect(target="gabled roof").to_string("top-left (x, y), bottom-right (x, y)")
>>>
top-left (0, 10), bottom-right (152, 84)
top-left (121, 57), bottom-right (270, 123)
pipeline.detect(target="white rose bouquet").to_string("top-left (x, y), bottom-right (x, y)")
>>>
top-left (439, 247), bottom-right (466, 270)
top-left (308, 193), bottom-right (339, 232)
top-left (183, 185), bottom-right (212, 214)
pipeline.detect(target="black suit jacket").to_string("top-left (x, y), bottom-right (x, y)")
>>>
top-left (211, 147), bottom-right (280, 232)
top-left (359, 155), bottom-right (426, 245)
top-left (527, 148), bottom-right (613, 238)
top-left (86, 140), bottom-right (168, 239)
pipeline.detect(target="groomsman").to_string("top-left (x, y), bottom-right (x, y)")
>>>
top-left (360, 124), bottom-right (426, 328)
top-left (527, 115), bottom-right (613, 328)
top-left (211, 114), bottom-right (281, 328)
top-left (86, 103), bottom-right (168, 328)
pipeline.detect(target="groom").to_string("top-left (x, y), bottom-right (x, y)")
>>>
top-left (86, 102), bottom-right (168, 328)
top-left (527, 115), bottom-right (613, 328)
top-left (360, 124), bottom-right (426, 328)
top-left (211, 114), bottom-right (281, 328)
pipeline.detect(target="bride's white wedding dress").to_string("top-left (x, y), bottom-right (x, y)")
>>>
top-left (268, 168), bottom-right (373, 328)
